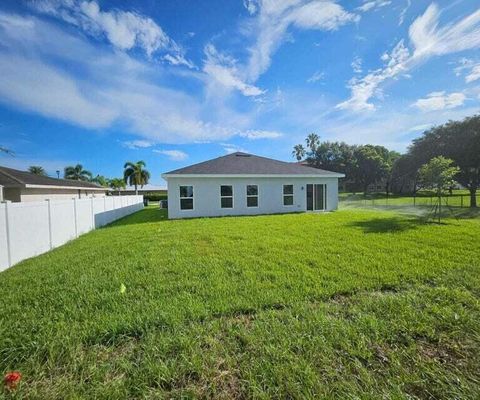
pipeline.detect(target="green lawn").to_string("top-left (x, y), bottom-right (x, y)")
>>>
top-left (1, 207), bottom-right (479, 399)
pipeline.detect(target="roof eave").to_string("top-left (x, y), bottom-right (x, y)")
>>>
top-left (162, 173), bottom-right (345, 179)
top-left (24, 184), bottom-right (109, 191)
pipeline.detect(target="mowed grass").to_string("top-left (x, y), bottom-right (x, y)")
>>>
top-left (1, 207), bottom-right (479, 399)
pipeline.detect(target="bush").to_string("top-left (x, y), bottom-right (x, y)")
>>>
top-left (143, 192), bottom-right (167, 202)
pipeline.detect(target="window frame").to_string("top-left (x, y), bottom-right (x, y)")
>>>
top-left (220, 185), bottom-right (234, 209)
top-left (179, 185), bottom-right (194, 211)
top-left (246, 184), bottom-right (259, 208)
top-left (283, 184), bottom-right (294, 207)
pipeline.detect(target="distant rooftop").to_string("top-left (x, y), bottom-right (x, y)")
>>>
top-left (0, 166), bottom-right (107, 190)
top-left (163, 152), bottom-right (344, 177)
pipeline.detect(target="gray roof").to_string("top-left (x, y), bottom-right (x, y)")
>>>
top-left (163, 152), bottom-right (344, 177)
top-left (0, 166), bottom-right (107, 190)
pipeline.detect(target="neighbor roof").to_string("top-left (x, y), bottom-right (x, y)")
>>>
top-left (0, 166), bottom-right (107, 190)
top-left (163, 152), bottom-right (344, 177)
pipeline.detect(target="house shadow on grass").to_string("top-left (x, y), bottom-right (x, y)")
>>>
top-left (347, 217), bottom-right (424, 233)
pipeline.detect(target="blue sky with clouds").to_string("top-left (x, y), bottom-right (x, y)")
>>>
top-left (0, 0), bottom-right (479, 184)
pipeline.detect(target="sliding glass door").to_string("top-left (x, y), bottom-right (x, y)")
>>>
top-left (306, 184), bottom-right (327, 211)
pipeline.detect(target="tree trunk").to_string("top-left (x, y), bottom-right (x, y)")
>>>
top-left (135, 184), bottom-right (138, 196)
top-left (470, 187), bottom-right (477, 208)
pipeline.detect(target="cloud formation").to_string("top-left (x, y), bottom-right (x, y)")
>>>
top-left (32, 0), bottom-right (193, 67)
top-left (412, 91), bottom-right (466, 112)
top-left (338, 3), bottom-right (480, 112)
top-left (0, 12), bottom-right (243, 143)
top-left (153, 149), bottom-right (188, 161)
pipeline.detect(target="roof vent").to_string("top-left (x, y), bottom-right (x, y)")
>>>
top-left (235, 153), bottom-right (251, 157)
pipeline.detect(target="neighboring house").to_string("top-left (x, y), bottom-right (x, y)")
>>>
top-left (162, 152), bottom-right (344, 219)
top-left (0, 166), bottom-right (108, 202)
top-left (117, 184), bottom-right (167, 196)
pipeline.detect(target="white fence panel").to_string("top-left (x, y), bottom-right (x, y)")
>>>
top-left (49, 200), bottom-right (76, 247)
top-left (0, 204), bottom-right (9, 268)
top-left (0, 195), bottom-right (143, 272)
top-left (8, 201), bottom-right (51, 266)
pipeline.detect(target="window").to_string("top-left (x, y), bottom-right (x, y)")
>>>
top-left (220, 185), bottom-right (233, 208)
top-left (179, 185), bottom-right (193, 210)
top-left (246, 185), bottom-right (258, 207)
top-left (283, 184), bottom-right (294, 206)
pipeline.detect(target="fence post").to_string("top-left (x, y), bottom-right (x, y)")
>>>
top-left (461, 195), bottom-right (464, 208)
top-left (73, 198), bottom-right (78, 238)
top-left (46, 199), bottom-right (53, 250)
top-left (91, 197), bottom-right (95, 229)
top-left (4, 201), bottom-right (12, 268)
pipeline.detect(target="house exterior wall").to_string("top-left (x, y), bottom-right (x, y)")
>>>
top-left (18, 188), bottom-right (107, 202)
top-left (166, 176), bottom-right (339, 219)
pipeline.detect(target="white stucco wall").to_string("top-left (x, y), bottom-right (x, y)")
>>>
top-left (166, 176), bottom-right (339, 219)
top-left (19, 188), bottom-right (107, 202)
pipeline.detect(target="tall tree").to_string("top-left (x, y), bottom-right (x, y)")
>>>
top-left (28, 166), bottom-right (47, 176)
top-left (410, 115), bottom-right (480, 207)
top-left (123, 161), bottom-right (150, 195)
top-left (353, 145), bottom-right (390, 195)
top-left (291, 144), bottom-right (306, 161)
top-left (64, 164), bottom-right (93, 181)
top-left (109, 178), bottom-right (126, 193)
top-left (305, 133), bottom-right (320, 154)
top-left (91, 175), bottom-right (109, 187)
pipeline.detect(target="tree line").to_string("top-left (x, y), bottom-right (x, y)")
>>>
top-left (293, 114), bottom-right (480, 208)
top-left (25, 161), bottom-right (151, 195)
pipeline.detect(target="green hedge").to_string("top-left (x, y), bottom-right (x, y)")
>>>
top-left (143, 193), bottom-right (168, 201)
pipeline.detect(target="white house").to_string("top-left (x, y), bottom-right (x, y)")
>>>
top-left (0, 166), bottom-right (108, 202)
top-left (162, 152), bottom-right (345, 219)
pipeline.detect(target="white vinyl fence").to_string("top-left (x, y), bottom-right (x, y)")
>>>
top-left (0, 195), bottom-right (143, 271)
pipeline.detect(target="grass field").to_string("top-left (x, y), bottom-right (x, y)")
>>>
top-left (1, 207), bottom-right (479, 399)
top-left (340, 190), bottom-right (479, 209)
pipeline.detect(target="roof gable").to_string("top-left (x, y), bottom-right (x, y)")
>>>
top-left (163, 152), bottom-right (344, 177)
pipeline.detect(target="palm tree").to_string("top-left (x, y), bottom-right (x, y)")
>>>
top-left (109, 178), bottom-right (126, 195)
top-left (292, 144), bottom-right (307, 161)
top-left (64, 164), bottom-right (92, 181)
top-left (28, 166), bottom-right (47, 176)
top-left (123, 161), bottom-right (150, 195)
top-left (91, 174), bottom-right (109, 187)
top-left (306, 133), bottom-right (320, 153)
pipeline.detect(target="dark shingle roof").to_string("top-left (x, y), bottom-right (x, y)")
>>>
top-left (0, 166), bottom-right (107, 190)
top-left (163, 152), bottom-right (344, 177)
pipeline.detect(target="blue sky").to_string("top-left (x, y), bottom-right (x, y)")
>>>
top-left (0, 0), bottom-right (479, 185)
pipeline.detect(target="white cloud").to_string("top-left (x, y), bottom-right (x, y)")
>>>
top-left (239, 129), bottom-right (283, 140)
top-left (466, 65), bottom-right (480, 83)
top-left (122, 140), bottom-right (153, 149)
top-left (337, 40), bottom-right (410, 111)
top-left (408, 123), bottom-right (433, 132)
top-left (412, 91), bottom-right (466, 112)
top-left (222, 143), bottom-right (248, 154)
top-left (351, 56), bottom-right (362, 73)
top-left (243, 0), bottom-right (258, 15)
top-left (307, 70), bottom-right (325, 83)
top-left (357, 1), bottom-right (391, 13)
top-left (32, 0), bottom-right (193, 67)
top-left (454, 58), bottom-right (480, 83)
top-left (337, 3), bottom-right (480, 112)
top-left (398, 0), bottom-right (411, 25)
top-left (244, 0), bottom-right (358, 82)
top-left (0, 12), bottom-right (248, 144)
top-left (202, 43), bottom-right (265, 96)
top-left (153, 149), bottom-right (188, 161)
top-left (409, 3), bottom-right (480, 59)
